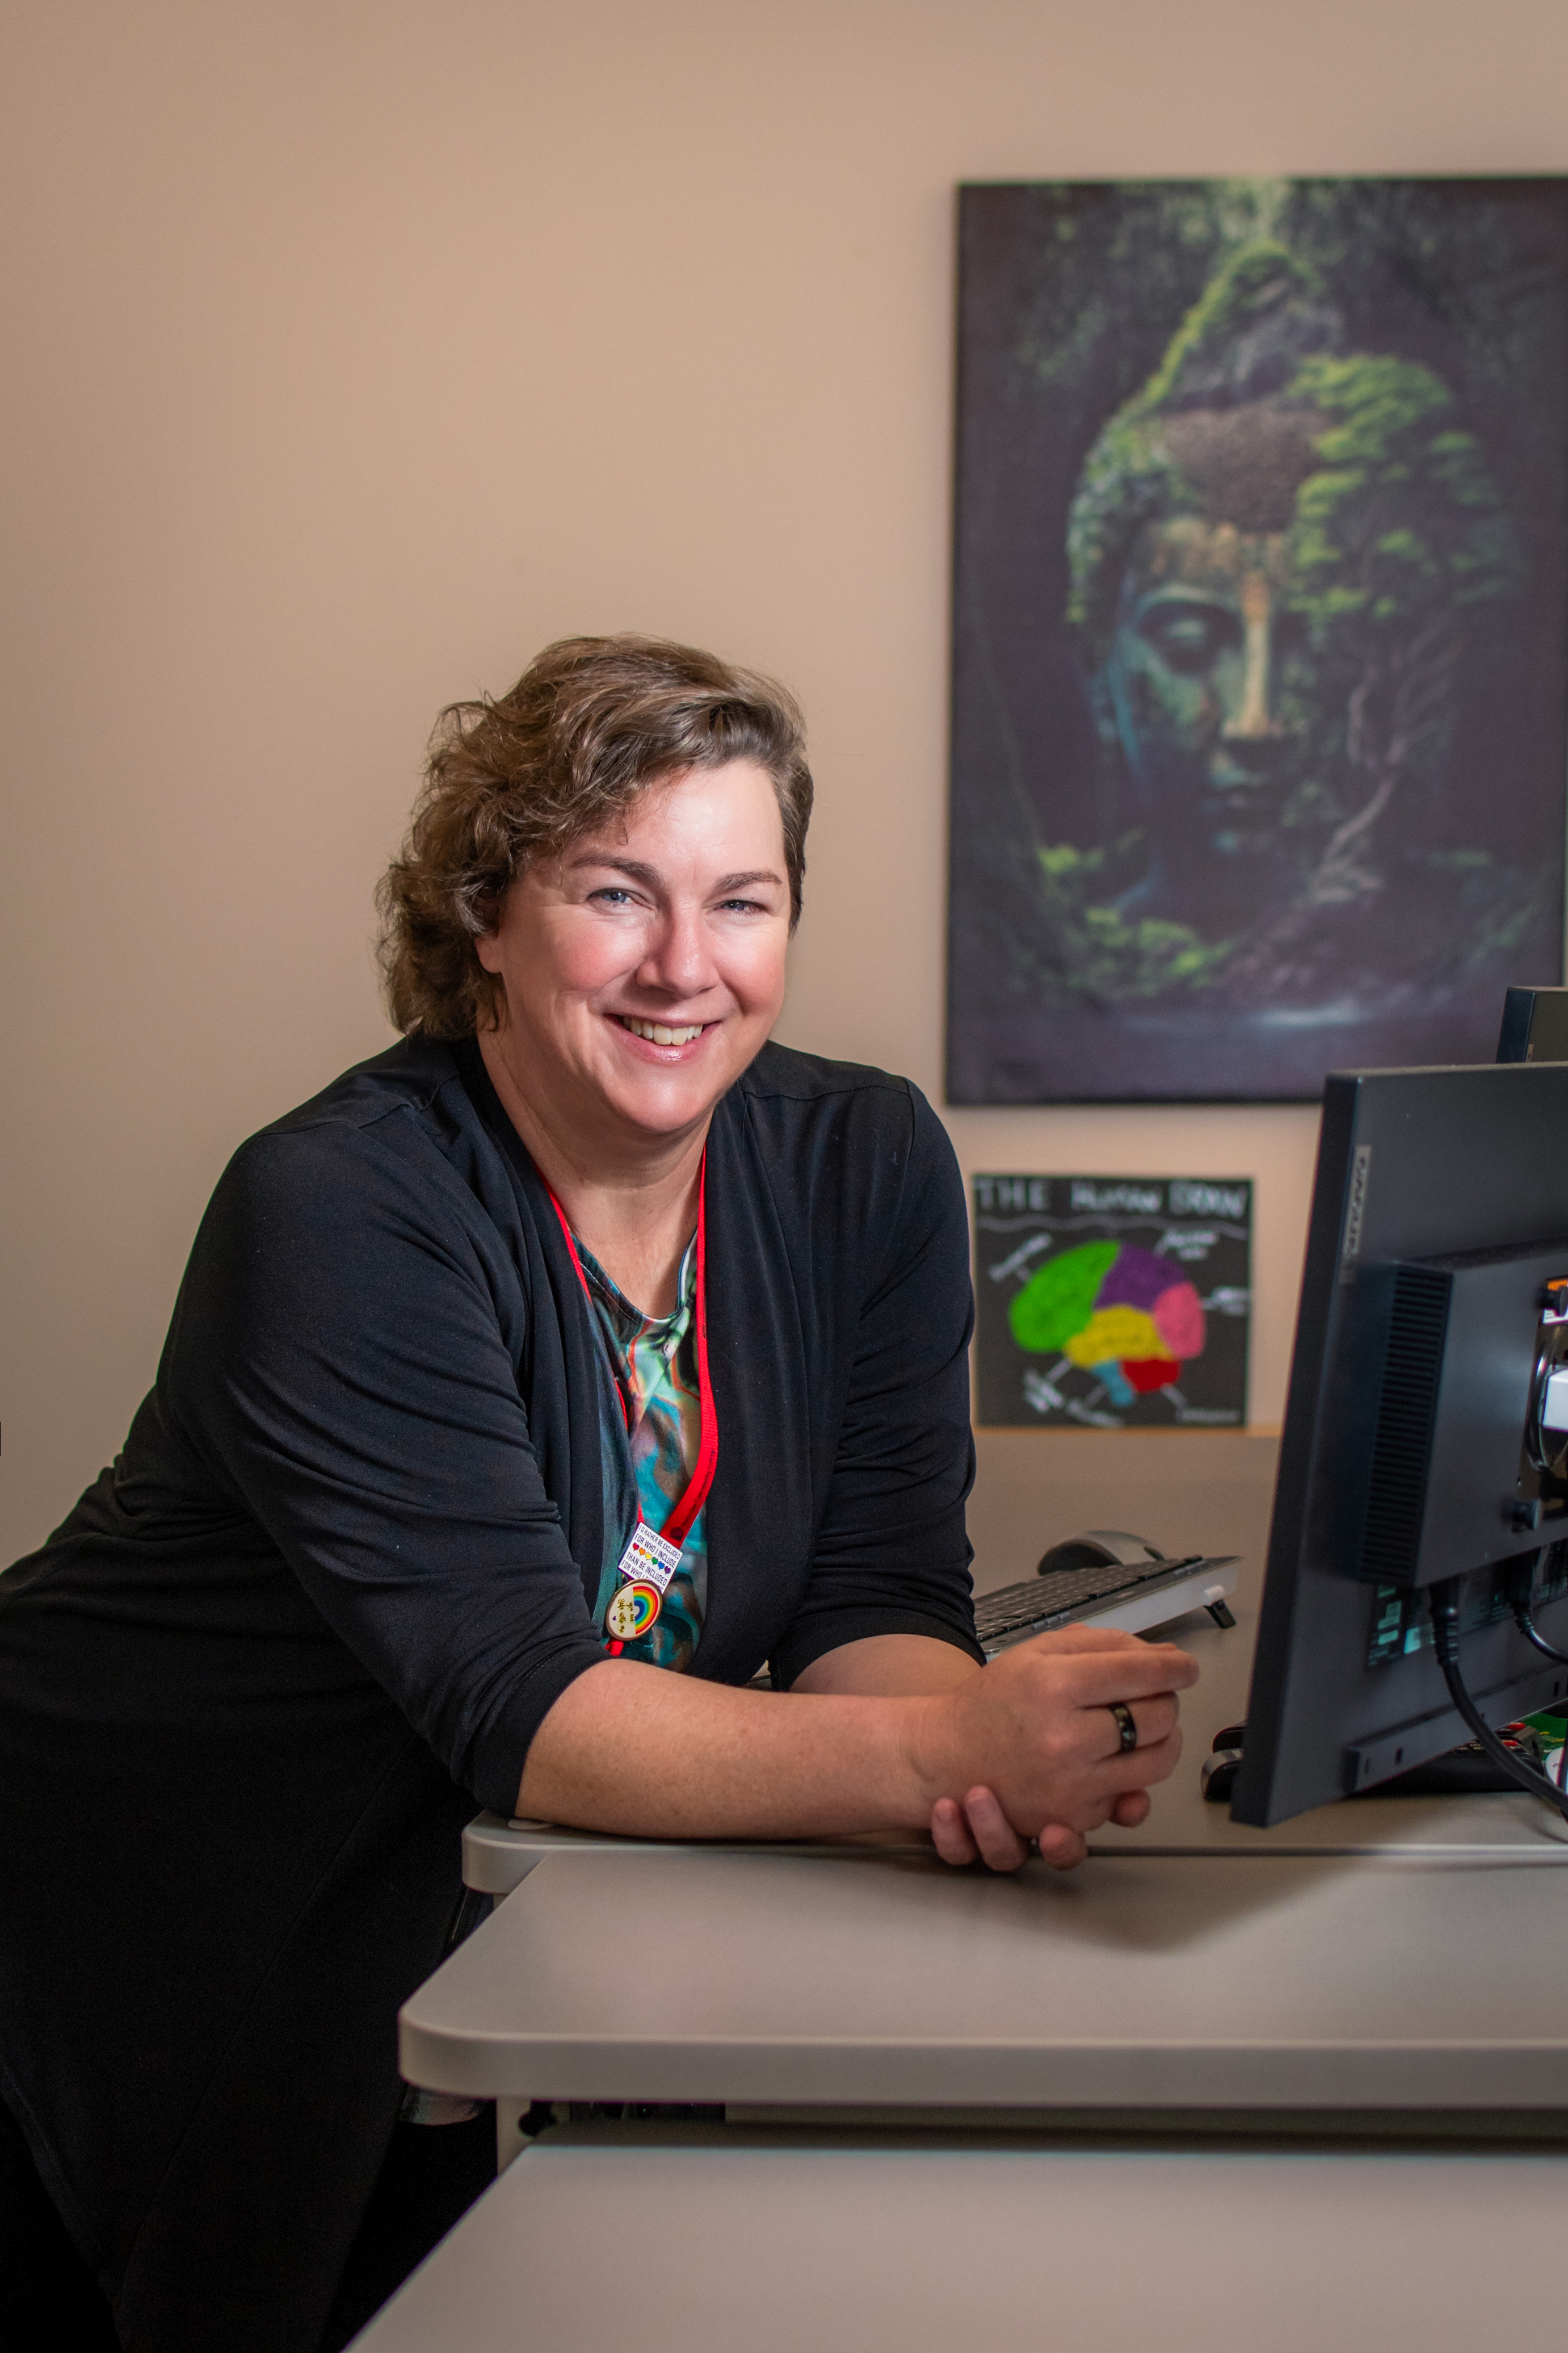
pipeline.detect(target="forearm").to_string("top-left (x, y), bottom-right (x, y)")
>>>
top-left (516, 1658), bottom-right (944, 1839)
top-left (515, 1624), bottom-right (1199, 1851)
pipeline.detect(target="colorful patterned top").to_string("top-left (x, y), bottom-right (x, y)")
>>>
top-left (575, 1233), bottom-right (707, 1673)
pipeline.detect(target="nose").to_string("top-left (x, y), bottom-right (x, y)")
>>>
top-left (634, 904), bottom-right (719, 1004)
top-left (1221, 570), bottom-right (1280, 744)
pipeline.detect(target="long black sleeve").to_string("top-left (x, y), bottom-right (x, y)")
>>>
top-left (158, 1112), bottom-right (607, 1814)
top-left (763, 1080), bottom-right (980, 1684)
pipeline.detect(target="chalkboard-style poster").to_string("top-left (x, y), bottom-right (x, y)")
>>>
top-left (973, 1174), bottom-right (1251, 1428)
top-left (949, 178), bottom-right (1568, 1102)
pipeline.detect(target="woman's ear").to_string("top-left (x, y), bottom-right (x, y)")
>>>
top-left (470, 882), bottom-right (508, 972)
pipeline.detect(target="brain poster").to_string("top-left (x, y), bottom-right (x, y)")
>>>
top-left (973, 1174), bottom-right (1251, 1429)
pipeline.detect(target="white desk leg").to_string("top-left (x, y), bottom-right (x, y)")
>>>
top-left (495, 2098), bottom-right (531, 2173)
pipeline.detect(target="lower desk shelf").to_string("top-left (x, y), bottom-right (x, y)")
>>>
top-left (351, 2133), bottom-right (1568, 2352)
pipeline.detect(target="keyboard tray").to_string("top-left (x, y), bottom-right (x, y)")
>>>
top-left (974, 1554), bottom-right (1240, 1654)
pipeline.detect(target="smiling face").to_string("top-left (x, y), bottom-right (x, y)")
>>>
top-left (474, 757), bottom-right (792, 1161)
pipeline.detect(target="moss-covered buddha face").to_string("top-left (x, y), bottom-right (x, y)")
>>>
top-left (1063, 244), bottom-right (1523, 954)
top-left (1094, 399), bottom-right (1325, 911)
top-left (1115, 514), bottom-right (1308, 785)
top-left (1064, 251), bottom-right (1346, 925)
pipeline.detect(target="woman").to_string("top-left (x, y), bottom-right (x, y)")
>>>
top-left (0, 636), bottom-right (1195, 2352)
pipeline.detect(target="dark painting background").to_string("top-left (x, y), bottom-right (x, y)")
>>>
top-left (948, 179), bottom-right (1568, 1102)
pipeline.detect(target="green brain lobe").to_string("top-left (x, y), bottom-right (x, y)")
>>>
top-left (1008, 1239), bottom-right (1120, 1354)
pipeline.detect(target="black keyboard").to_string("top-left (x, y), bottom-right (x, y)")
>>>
top-left (973, 1554), bottom-right (1235, 1654)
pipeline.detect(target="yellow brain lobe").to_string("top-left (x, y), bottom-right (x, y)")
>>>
top-left (1063, 1305), bottom-right (1164, 1368)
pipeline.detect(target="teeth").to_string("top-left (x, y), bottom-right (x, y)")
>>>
top-left (619, 1017), bottom-right (704, 1046)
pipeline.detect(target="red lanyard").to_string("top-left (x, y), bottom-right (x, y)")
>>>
top-left (544, 1154), bottom-right (718, 1553)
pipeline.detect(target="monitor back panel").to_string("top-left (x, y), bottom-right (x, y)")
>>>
top-left (1234, 1062), bottom-right (1568, 1826)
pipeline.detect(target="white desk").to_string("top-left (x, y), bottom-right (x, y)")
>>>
top-left (404, 1842), bottom-right (1568, 2120)
top-left (377, 1833), bottom-right (1568, 2351)
top-left (351, 2136), bottom-right (1568, 2353)
top-left (425, 1462), bottom-right (1568, 2142)
top-left (368, 1433), bottom-right (1568, 2348)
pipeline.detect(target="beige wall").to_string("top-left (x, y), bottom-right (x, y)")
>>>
top-left (3, 0), bottom-right (1566, 1559)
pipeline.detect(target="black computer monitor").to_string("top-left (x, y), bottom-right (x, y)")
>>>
top-left (1232, 1059), bottom-right (1568, 1827)
top-left (1498, 985), bottom-right (1568, 1065)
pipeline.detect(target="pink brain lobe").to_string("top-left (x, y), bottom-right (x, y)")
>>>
top-left (1151, 1282), bottom-right (1205, 1362)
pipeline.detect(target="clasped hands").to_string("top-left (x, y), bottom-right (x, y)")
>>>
top-left (924, 1623), bottom-right (1199, 1873)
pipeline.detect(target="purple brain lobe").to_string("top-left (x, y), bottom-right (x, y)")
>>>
top-left (1095, 1244), bottom-right (1178, 1313)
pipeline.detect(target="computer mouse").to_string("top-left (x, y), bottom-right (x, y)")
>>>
top-left (1200, 1723), bottom-right (1248, 1803)
top-left (1036, 1529), bottom-right (1170, 1578)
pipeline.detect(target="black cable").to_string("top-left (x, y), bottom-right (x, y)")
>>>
top-left (1499, 1561), bottom-right (1568, 1787)
top-left (1511, 1600), bottom-right (1568, 1670)
top-left (1504, 1553), bottom-right (1568, 1668)
top-left (1514, 1609), bottom-right (1568, 1668)
top-left (1428, 1579), bottom-right (1568, 1824)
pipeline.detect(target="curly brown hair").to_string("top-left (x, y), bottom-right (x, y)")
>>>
top-left (376, 635), bottom-right (813, 1038)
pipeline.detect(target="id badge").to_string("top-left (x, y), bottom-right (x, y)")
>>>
top-left (616, 1520), bottom-right (682, 1593)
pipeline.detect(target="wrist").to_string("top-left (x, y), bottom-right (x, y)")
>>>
top-left (897, 1685), bottom-right (966, 1814)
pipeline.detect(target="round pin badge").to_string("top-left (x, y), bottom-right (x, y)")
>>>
top-left (605, 1580), bottom-right (662, 1643)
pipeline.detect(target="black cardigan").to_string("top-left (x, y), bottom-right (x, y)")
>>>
top-left (0, 1035), bottom-right (979, 2353)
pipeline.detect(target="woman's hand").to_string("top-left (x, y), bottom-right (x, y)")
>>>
top-left (919, 1624), bottom-right (1197, 1874)
top-left (929, 1782), bottom-right (1154, 1872)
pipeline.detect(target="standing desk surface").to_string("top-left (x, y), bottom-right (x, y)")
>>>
top-left (402, 1841), bottom-right (1568, 2114)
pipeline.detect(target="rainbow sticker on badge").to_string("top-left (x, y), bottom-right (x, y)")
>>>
top-left (605, 1580), bottom-right (662, 1643)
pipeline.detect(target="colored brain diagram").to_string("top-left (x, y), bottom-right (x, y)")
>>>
top-left (973, 1176), bottom-right (1251, 1428)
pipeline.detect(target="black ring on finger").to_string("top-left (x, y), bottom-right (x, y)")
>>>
top-left (1108, 1700), bottom-right (1138, 1753)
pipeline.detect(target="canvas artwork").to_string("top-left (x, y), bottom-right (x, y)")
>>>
top-left (972, 1174), bottom-right (1251, 1429)
top-left (948, 179), bottom-right (1568, 1102)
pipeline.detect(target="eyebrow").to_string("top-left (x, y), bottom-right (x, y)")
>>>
top-left (567, 853), bottom-right (785, 892)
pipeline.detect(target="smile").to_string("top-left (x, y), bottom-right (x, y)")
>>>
top-left (614, 1015), bottom-right (707, 1046)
